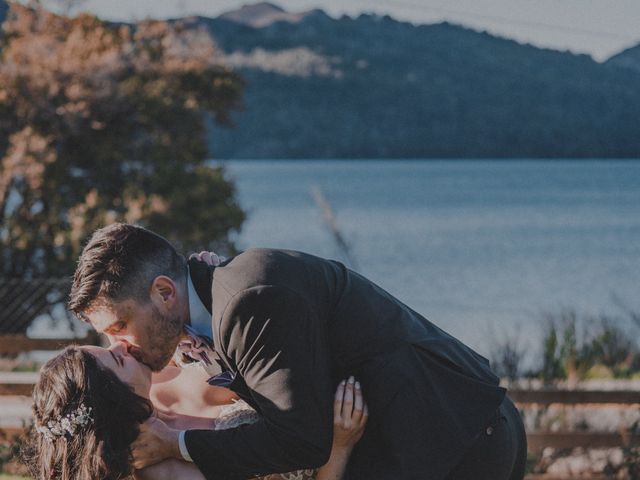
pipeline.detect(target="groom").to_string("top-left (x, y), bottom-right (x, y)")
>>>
top-left (69, 223), bottom-right (526, 480)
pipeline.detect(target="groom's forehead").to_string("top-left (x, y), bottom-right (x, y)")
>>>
top-left (84, 306), bottom-right (118, 332)
top-left (85, 300), bottom-right (139, 331)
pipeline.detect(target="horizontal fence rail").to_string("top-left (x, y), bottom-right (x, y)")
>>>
top-left (0, 333), bottom-right (100, 395)
top-left (526, 431), bottom-right (640, 453)
top-left (525, 476), bottom-right (611, 480)
top-left (513, 388), bottom-right (640, 452)
top-left (511, 388), bottom-right (640, 405)
top-left (0, 333), bottom-right (98, 354)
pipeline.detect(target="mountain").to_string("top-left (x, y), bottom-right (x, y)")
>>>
top-left (192, 7), bottom-right (640, 158)
top-left (218, 2), bottom-right (319, 28)
top-left (2, 1), bottom-right (640, 158)
top-left (606, 44), bottom-right (640, 73)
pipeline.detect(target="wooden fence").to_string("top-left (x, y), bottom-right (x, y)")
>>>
top-left (2, 335), bottom-right (640, 479)
top-left (0, 333), bottom-right (100, 396)
top-left (511, 388), bottom-right (640, 454)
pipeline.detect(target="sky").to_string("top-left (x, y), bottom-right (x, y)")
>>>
top-left (42, 0), bottom-right (640, 61)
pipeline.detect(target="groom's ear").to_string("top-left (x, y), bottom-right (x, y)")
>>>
top-left (150, 276), bottom-right (177, 309)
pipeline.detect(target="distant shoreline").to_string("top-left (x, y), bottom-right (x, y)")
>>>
top-left (209, 157), bottom-right (640, 162)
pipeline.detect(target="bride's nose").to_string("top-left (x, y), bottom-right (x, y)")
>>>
top-left (110, 341), bottom-right (129, 356)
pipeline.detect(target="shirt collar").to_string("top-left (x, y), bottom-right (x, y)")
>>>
top-left (186, 265), bottom-right (214, 341)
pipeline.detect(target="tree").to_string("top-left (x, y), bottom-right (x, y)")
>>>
top-left (0, 3), bottom-right (246, 281)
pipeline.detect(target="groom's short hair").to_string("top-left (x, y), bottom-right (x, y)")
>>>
top-left (69, 223), bottom-right (185, 320)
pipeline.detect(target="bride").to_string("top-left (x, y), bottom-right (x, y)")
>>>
top-left (25, 342), bottom-right (368, 480)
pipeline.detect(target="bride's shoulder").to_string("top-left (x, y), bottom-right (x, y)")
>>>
top-left (214, 399), bottom-right (259, 430)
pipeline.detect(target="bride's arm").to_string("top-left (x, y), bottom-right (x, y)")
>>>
top-left (140, 371), bottom-right (366, 480)
top-left (135, 459), bottom-right (205, 480)
top-left (316, 377), bottom-right (368, 480)
top-left (252, 378), bottom-right (368, 480)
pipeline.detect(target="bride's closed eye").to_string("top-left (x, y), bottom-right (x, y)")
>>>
top-left (109, 350), bottom-right (124, 367)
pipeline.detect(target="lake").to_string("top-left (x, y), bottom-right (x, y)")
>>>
top-left (216, 159), bottom-right (640, 366)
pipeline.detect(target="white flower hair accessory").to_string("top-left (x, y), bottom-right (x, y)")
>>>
top-left (36, 404), bottom-right (93, 441)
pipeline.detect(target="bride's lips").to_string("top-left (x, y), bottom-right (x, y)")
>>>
top-left (126, 345), bottom-right (147, 366)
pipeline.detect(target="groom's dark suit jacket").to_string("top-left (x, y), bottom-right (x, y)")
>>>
top-left (185, 249), bottom-right (506, 480)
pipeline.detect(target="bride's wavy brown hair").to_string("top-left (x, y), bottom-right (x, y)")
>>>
top-left (23, 346), bottom-right (153, 480)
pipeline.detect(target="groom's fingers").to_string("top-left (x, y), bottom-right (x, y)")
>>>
top-left (130, 417), bottom-right (178, 470)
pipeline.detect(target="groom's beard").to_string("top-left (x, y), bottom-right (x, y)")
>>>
top-left (138, 304), bottom-right (183, 372)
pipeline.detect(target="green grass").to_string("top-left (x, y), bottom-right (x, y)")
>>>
top-left (0, 475), bottom-right (30, 480)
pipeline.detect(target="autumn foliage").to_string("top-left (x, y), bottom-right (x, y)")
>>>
top-left (0, 2), bottom-right (245, 278)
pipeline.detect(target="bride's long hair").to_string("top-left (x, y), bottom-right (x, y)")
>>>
top-left (23, 346), bottom-right (153, 480)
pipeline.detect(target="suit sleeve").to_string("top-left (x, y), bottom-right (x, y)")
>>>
top-left (184, 286), bottom-right (334, 480)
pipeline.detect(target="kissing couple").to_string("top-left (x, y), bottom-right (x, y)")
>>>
top-left (27, 223), bottom-right (527, 479)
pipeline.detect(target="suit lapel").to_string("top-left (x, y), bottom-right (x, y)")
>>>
top-left (187, 257), bottom-right (233, 374)
top-left (187, 257), bottom-right (214, 314)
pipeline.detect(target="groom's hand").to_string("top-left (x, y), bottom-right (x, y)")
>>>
top-left (131, 416), bottom-right (182, 470)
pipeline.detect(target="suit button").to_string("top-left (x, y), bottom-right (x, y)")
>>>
top-left (486, 426), bottom-right (494, 435)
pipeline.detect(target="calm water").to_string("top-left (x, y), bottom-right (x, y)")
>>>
top-left (216, 159), bottom-right (640, 362)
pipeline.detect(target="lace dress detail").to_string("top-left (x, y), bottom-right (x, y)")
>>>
top-left (213, 399), bottom-right (261, 430)
top-left (214, 400), bottom-right (317, 480)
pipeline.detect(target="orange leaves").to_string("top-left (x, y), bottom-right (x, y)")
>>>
top-left (0, 3), bottom-right (244, 277)
top-left (1, 127), bottom-right (56, 197)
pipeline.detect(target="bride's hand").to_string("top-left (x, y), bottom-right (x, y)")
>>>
top-left (332, 376), bottom-right (368, 452)
top-left (189, 251), bottom-right (223, 266)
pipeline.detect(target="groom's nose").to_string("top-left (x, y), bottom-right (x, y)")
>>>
top-left (114, 338), bottom-right (144, 363)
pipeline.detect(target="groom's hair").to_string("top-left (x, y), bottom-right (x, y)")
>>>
top-left (69, 223), bottom-right (186, 320)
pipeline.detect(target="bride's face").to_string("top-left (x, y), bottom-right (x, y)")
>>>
top-left (82, 343), bottom-right (152, 397)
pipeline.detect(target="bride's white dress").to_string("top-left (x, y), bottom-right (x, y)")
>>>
top-left (214, 400), bottom-right (317, 480)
